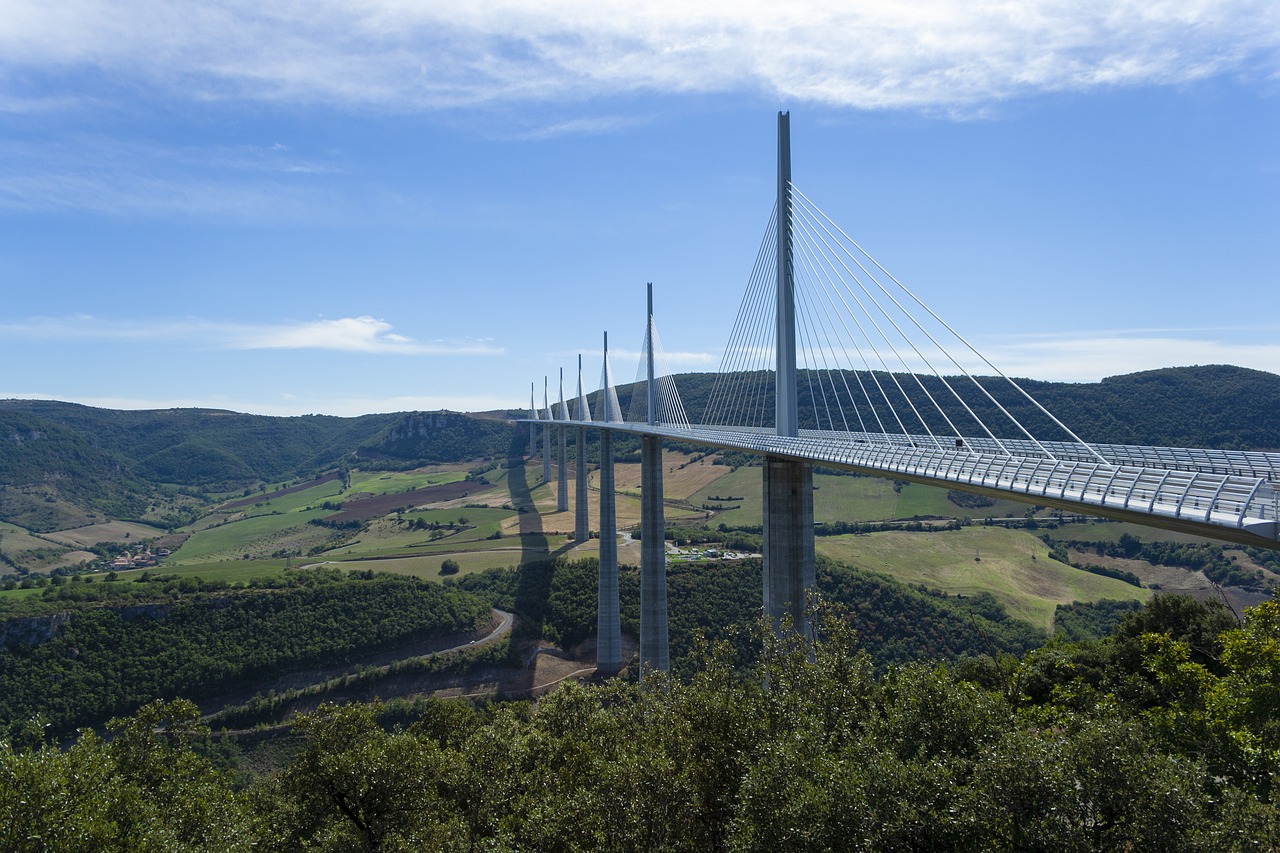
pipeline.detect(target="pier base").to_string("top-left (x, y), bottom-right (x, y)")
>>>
top-left (597, 430), bottom-right (621, 673)
top-left (557, 426), bottom-right (568, 512)
top-left (575, 426), bottom-right (589, 541)
top-left (763, 456), bottom-right (815, 638)
top-left (640, 435), bottom-right (669, 677)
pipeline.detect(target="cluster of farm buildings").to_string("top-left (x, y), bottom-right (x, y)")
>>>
top-left (108, 549), bottom-right (171, 570)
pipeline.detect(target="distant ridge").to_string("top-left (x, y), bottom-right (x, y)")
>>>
top-left (0, 402), bottom-right (513, 532)
top-left (3, 365), bottom-right (1277, 532)
top-left (613, 364), bottom-right (1280, 451)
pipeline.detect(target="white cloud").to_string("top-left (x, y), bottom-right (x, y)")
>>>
top-left (0, 315), bottom-right (503, 356)
top-left (2, 1), bottom-right (1276, 112)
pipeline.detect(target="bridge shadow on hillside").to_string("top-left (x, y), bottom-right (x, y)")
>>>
top-left (506, 436), bottom-right (578, 564)
top-left (500, 437), bottom-right (593, 689)
top-left (506, 443), bottom-right (548, 567)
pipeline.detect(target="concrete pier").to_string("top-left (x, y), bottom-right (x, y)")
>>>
top-left (575, 427), bottom-right (589, 542)
top-left (763, 455), bottom-right (815, 638)
top-left (557, 426), bottom-right (568, 512)
top-left (596, 429), bottom-right (621, 672)
top-left (640, 434), bottom-right (669, 676)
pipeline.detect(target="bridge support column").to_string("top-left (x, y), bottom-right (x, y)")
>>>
top-left (597, 429), bottom-right (621, 673)
top-left (575, 427), bottom-right (589, 542)
top-left (557, 426), bottom-right (568, 512)
top-left (763, 456), bottom-right (815, 638)
top-left (640, 434), bottom-right (669, 677)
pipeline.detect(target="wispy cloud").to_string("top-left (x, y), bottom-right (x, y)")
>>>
top-left (498, 114), bottom-right (655, 141)
top-left (229, 316), bottom-right (502, 355)
top-left (0, 136), bottom-right (341, 218)
top-left (577, 348), bottom-right (719, 371)
top-left (0, 315), bottom-right (503, 356)
top-left (783, 330), bottom-right (1280, 381)
top-left (977, 331), bottom-right (1280, 381)
top-left (2, 1), bottom-right (1276, 113)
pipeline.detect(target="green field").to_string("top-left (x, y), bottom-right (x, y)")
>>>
top-left (170, 507), bottom-right (332, 564)
top-left (692, 467), bottom-right (1040, 528)
top-left (0, 585), bottom-right (47, 603)
top-left (317, 548), bottom-right (535, 580)
top-left (817, 526), bottom-right (1150, 632)
top-left (113, 559), bottom-right (295, 584)
top-left (347, 469), bottom-right (467, 494)
top-left (169, 470), bottom-right (514, 566)
top-left (224, 480), bottom-right (348, 516)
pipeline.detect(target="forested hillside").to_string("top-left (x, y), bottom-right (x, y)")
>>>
top-left (1, 402), bottom-right (514, 487)
top-left (0, 569), bottom-right (490, 735)
top-left (360, 410), bottom-right (517, 465)
top-left (0, 401), bottom-right (518, 531)
top-left (1, 401), bottom-right (404, 486)
top-left (0, 409), bottom-right (153, 530)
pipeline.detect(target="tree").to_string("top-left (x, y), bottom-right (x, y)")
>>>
top-left (1143, 599), bottom-right (1280, 801)
top-left (439, 559), bottom-right (460, 576)
top-left (0, 700), bottom-right (259, 851)
top-left (270, 702), bottom-right (462, 850)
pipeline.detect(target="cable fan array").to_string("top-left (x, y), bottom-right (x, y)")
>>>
top-left (625, 311), bottom-right (690, 429)
top-left (702, 183), bottom-right (1105, 465)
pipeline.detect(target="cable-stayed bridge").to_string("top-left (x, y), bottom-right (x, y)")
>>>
top-left (524, 113), bottom-right (1279, 677)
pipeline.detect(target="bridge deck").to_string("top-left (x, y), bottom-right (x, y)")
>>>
top-left (803, 431), bottom-right (1280, 483)
top-left (529, 419), bottom-right (1279, 547)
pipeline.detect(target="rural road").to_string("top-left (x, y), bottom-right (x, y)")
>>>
top-left (201, 608), bottom-right (514, 723)
top-left (477, 608), bottom-right (514, 647)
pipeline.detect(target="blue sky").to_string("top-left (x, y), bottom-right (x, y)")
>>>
top-left (2, 1), bottom-right (1277, 417)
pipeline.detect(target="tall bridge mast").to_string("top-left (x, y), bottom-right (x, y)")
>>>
top-left (776, 111), bottom-right (798, 438)
top-left (764, 111), bottom-right (816, 639)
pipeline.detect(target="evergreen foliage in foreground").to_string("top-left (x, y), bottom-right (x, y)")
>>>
top-left (3, 596), bottom-right (1280, 851)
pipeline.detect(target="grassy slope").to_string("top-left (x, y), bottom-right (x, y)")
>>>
top-left (816, 527), bottom-right (1150, 632)
top-left (0, 521), bottom-right (100, 574)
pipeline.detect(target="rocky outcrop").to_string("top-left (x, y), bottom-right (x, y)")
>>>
top-left (0, 600), bottom-right (183, 647)
top-left (0, 612), bottom-right (72, 647)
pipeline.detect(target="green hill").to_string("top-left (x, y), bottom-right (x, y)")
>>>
top-left (630, 364), bottom-right (1280, 450)
top-left (0, 409), bottom-right (151, 530)
top-left (0, 402), bottom-right (519, 534)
